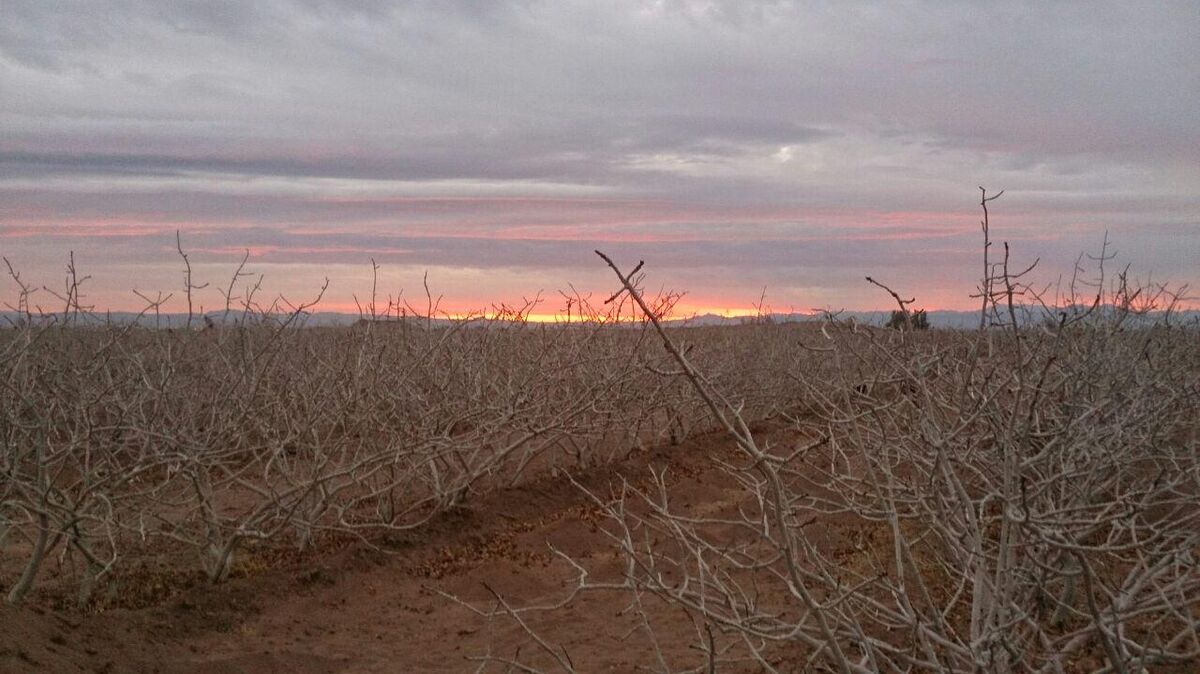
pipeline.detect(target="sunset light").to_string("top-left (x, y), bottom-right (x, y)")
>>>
top-left (3, 3), bottom-right (1196, 317)
top-left (3, 4), bottom-right (1198, 671)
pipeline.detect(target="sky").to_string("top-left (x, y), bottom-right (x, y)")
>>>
top-left (2, 1), bottom-right (1197, 317)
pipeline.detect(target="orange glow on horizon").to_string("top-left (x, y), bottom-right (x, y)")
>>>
top-left (14, 293), bottom-right (1197, 320)
top-left (324, 301), bottom-right (1008, 323)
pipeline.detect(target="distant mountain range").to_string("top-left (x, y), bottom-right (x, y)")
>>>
top-left (3, 308), bottom-right (1197, 329)
top-left (672, 308), bottom-right (1200, 329)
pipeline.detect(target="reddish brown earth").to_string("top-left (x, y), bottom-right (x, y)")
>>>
top-left (5, 425), bottom-right (849, 673)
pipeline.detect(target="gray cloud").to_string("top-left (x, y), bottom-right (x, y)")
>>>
top-left (1, 1), bottom-right (1197, 310)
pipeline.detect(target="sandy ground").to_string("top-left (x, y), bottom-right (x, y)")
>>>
top-left (4, 425), bottom-right (829, 673)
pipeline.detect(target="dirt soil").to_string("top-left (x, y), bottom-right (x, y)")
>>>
top-left (2, 424), bottom-right (855, 673)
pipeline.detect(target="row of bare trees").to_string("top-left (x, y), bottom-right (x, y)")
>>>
top-left (459, 192), bottom-right (1199, 673)
top-left (4, 191), bottom-right (1198, 673)
top-left (0, 256), bottom-right (811, 608)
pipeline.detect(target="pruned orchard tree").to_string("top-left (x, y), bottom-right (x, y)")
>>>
top-left (457, 191), bottom-right (1200, 673)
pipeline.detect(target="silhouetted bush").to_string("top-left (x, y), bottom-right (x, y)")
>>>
top-left (885, 309), bottom-right (928, 330)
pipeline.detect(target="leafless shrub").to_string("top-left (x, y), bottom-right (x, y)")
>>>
top-left (0, 251), bottom-right (806, 607)
top-left (4, 194), bottom-right (1196, 673)
top-left (459, 193), bottom-right (1199, 673)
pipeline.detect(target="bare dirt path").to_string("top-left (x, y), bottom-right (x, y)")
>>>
top-left (4, 427), bottom-right (809, 673)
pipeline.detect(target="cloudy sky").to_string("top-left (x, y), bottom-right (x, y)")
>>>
top-left (2, 1), bottom-right (1197, 316)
